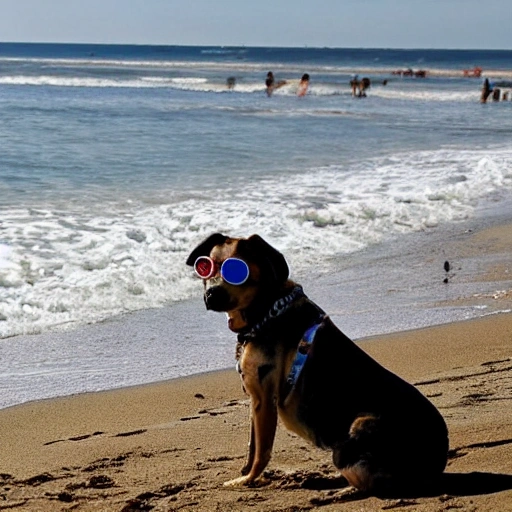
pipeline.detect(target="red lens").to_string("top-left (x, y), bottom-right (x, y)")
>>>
top-left (194, 257), bottom-right (214, 279)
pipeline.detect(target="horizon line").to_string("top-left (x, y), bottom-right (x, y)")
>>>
top-left (1, 41), bottom-right (511, 52)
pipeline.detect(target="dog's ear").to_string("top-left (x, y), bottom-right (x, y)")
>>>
top-left (186, 233), bottom-right (228, 266)
top-left (243, 234), bottom-right (289, 284)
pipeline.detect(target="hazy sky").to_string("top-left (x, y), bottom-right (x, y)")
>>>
top-left (1, 0), bottom-right (510, 49)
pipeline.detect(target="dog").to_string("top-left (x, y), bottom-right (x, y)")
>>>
top-left (186, 233), bottom-right (449, 495)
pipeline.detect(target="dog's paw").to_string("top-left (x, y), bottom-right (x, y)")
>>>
top-left (223, 475), bottom-right (268, 487)
top-left (223, 475), bottom-right (253, 487)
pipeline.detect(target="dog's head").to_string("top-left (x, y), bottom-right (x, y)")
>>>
top-left (186, 233), bottom-right (289, 332)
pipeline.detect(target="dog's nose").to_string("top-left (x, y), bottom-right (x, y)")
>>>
top-left (204, 286), bottom-right (230, 311)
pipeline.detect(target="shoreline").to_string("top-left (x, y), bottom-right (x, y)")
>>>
top-left (1, 197), bottom-right (512, 410)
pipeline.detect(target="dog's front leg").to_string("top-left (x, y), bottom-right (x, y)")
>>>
top-left (224, 379), bottom-right (278, 486)
top-left (240, 418), bottom-right (255, 475)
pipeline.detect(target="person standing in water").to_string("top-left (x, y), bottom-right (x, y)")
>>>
top-left (480, 78), bottom-right (492, 103)
top-left (265, 71), bottom-right (287, 96)
top-left (297, 73), bottom-right (310, 96)
top-left (265, 71), bottom-right (275, 96)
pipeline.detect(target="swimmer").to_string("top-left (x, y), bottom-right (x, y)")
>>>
top-left (297, 73), bottom-right (310, 97)
top-left (265, 71), bottom-right (275, 96)
top-left (265, 71), bottom-right (286, 96)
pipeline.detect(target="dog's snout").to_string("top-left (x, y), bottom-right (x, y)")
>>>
top-left (204, 285), bottom-right (230, 311)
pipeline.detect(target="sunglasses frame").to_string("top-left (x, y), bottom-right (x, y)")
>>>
top-left (193, 256), bottom-right (250, 286)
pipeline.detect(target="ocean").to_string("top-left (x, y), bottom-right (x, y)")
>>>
top-left (1, 43), bottom-right (512, 409)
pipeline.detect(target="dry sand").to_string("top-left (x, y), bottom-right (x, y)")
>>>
top-left (1, 224), bottom-right (511, 511)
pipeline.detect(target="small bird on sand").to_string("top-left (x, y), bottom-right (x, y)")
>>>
top-left (443, 260), bottom-right (450, 283)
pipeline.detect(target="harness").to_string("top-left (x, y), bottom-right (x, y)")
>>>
top-left (286, 320), bottom-right (323, 388)
top-left (236, 285), bottom-right (325, 392)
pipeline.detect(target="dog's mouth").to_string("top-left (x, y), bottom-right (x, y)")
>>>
top-left (204, 285), bottom-right (249, 332)
top-left (204, 285), bottom-right (232, 312)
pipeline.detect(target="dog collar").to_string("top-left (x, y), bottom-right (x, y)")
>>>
top-left (238, 285), bottom-right (305, 341)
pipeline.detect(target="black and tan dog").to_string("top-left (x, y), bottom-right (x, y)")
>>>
top-left (186, 233), bottom-right (449, 494)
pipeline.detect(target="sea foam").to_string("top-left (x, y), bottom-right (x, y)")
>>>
top-left (1, 146), bottom-right (511, 338)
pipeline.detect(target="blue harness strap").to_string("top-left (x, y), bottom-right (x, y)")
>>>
top-left (286, 319), bottom-right (323, 388)
top-left (237, 320), bottom-right (323, 385)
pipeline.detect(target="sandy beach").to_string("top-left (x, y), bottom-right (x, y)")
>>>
top-left (1, 221), bottom-right (511, 511)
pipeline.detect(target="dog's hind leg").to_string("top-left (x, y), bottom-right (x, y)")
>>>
top-left (332, 414), bottom-right (388, 492)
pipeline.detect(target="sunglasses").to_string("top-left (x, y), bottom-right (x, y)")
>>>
top-left (193, 256), bottom-right (250, 286)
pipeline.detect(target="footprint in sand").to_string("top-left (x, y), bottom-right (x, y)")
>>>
top-left (44, 431), bottom-right (104, 445)
top-left (114, 429), bottom-right (147, 437)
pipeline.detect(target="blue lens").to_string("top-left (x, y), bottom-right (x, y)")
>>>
top-left (221, 258), bottom-right (249, 285)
